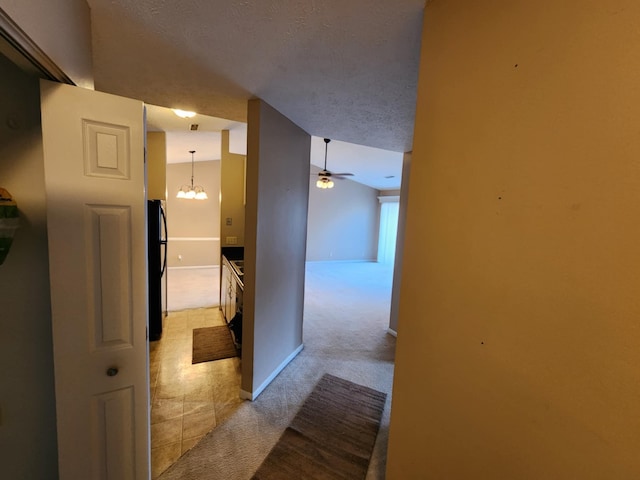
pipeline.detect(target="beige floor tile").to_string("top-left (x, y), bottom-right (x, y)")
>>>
top-left (183, 382), bottom-right (215, 402)
top-left (186, 360), bottom-right (216, 375)
top-left (157, 366), bottom-right (185, 386)
top-left (180, 435), bottom-right (203, 455)
top-left (151, 441), bottom-right (182, 479)
top-left (187, 318), bottom-right (209, 330)
top-left (161, 328), bottom-right (185, 339)
top-left (182, 367), bottom-right (214, 385)
top-left (151, 397), bottom-right (184, 424)
top-left (203, 308), bottom-right (225, 324)
top-left (150, 307), bottom-right (241, 476)
top-left (159, 341), bottom-right (191, 357)
top-left (155, 381), bottom-right (184, 399)
top-left (212, 401), bottom-right (242, 426)
top-left (151, 417), bottom-right (182, 448)
top-left (182, 400), bottom-right (215, 417)
top-left (149, 360), bottom-right (160, 380)
top-left (182, 409), bottom-right (216, 439)
top-left (150, 384), bottom-right (157, 405)
top-left (162, 327), bottom-right (186, 338)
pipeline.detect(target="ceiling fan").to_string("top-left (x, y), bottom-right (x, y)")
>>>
top-left (315, 138), bottom-right (354, 189)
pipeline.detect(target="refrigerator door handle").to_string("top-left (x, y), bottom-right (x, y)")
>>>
top-left (161, 204), bottom-right (168, 242)
top-left (161, 243), bottom-right (167, 277)
top-left (160, 205), bottom-right (168, 277)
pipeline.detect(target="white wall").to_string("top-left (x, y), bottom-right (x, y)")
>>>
top-left (0, 53), bottom-right (58, 478)
top-left (166, 160), bottom-right (221, 267)
top-left (306, 165), bottom-right (379, 262)
top-left (388, 1), bottom-right (640, 477)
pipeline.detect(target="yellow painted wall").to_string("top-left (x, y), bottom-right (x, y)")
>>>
top-left (387, 1), bottom-right (640, 478)
top-left (220, 130), bottom-right (246, 247)
top-left (146, 131), bottom-right (166, 200)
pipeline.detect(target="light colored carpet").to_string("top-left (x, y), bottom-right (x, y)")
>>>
top-left (167, 267), bottom-right (220, 312)
top-left (159, 261), bottom-right (396, 480)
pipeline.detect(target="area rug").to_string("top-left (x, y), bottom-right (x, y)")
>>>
top-left (192, 326), bottom-right (238, 364)
top-left (252, 373), bottom-right (387, 479)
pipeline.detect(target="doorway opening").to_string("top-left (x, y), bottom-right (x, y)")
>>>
top-left (145, 106), bottom-right (247, 478)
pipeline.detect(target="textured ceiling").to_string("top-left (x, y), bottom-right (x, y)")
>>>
top-left (146, 103), bottom-right (402, 190)
top-left (87, 0), bottom-right (425, 153)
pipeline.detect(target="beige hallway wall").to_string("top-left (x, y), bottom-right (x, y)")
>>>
top-left (0, 53), bottom-right (58, 478)
top-left (242, 99), bottom-right (310, 399)
top-left (0, 0), bottom-right (93, 88)
top-left (388, 1), bottom-right (640, 478)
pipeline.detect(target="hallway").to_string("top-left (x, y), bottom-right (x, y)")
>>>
top-left (159, 261), bottom-right (396, 479)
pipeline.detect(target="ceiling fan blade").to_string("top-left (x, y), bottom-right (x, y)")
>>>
top-left (332, 175), bottom-right (354, 181)
top-left (331, 173), bottom-right (354, 177)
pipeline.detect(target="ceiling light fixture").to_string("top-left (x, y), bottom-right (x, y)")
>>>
top-left (316, 177), bottom-right (334, 189)
top-left (172, 109), bottom-right (196, 118)
top-left (317, 138), bottom-right (335, 189)
top-left (315, 138), bottom-right (353, 189)
top-left (176, 150), bottom-right (208, 200)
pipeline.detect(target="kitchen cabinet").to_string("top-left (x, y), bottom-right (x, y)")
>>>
top-left (220, 255), bottom-right (243, 336)
top-left (221, 260), bottom-right (229, 319)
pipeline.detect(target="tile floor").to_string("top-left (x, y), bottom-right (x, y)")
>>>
top-left (149, 307), bottom-right (243, 479)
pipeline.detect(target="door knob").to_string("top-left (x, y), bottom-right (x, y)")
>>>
top-left (106, 367), bottom-right (119, 377)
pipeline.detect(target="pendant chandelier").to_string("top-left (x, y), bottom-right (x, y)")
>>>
top-left (176, 150), bottom-right (208, 200)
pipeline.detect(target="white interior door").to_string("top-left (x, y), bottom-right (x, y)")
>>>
top-left (40, 80), bottom-right (149, 479)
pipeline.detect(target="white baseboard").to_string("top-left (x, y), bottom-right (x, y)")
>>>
top-left (387, 328), bottom-right (397, 337)
top-left (304, 259), bottom-right (375, 264)
top-left (167, 265), bottom-right (220, 270)
top-left (239, 343), bottom-right (304, 401)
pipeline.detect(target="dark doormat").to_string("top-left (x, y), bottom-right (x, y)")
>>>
top-left (192, 326), bottom-right (239, 364)
top-left (252, 373), bottom-right (387, 480)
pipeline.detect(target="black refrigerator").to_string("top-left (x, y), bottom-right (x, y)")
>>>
top-left (148, 199), bottom-right (167, 341)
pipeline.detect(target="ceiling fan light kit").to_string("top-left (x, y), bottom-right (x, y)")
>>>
top-left (316, 177), bottom-right (334, 189)
top-left (176, 150), bottom-right (208, 200)
top-left (315, 138), bottom-right (353, 190)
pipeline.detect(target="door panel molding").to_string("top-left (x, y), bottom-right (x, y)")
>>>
top-left (91, 387), bottom-right (136, 480)
top-left (86, 204), bottom-right (134, 350)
